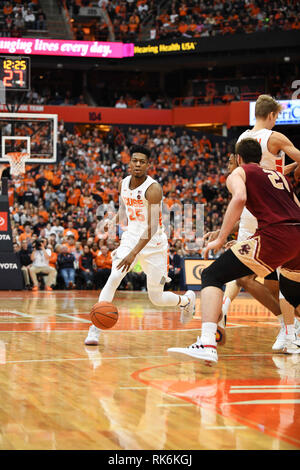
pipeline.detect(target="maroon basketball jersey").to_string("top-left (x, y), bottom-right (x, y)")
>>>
top-left (242, 163), bottom-right (300, 228)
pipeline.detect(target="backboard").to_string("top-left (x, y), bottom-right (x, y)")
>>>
top-left (0, 113), bottom-right (57, 164)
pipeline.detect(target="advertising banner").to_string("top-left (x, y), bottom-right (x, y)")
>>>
top-left (0, 252), bottom-right (23, 289)
top-left (183, 258), bottom-right (214, 290)
top-left (193, 78), bottom-right (265, 100)
top-left (250, 100), bottom-right (300, 125)
top-left (0, 186), bottom-right (23, 289)
top-left (0, 37), bottom-right (134, 59)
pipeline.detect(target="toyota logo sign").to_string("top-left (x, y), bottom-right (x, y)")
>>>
top-left (0, 212), bottom-right (8, 231)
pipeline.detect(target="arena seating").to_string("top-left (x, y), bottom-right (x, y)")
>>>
top-left (0, 0), bottom-right (47, 37)
top-left (64, 0), bottom-right (300, 42)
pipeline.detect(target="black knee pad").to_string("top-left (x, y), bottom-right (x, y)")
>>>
top-left (201, 265), bottom-right (224, 290)
top-left (279, 274), bottom-right (300, 308)
top-left (200, 250), bottom-right (253, 291)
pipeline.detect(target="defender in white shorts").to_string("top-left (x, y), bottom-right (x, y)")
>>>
top-left (85, 145), bottom-right (195, 345)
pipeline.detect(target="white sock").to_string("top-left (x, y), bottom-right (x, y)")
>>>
top-left (222, 296), bottom-right (231, 317)
top-left (277, 314), bottom-right (285, 327)
top-left (200, 322), bottom-right (217, 347)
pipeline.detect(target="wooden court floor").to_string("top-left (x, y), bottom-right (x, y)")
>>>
top-left (0, 290), bottom-right (299, 450)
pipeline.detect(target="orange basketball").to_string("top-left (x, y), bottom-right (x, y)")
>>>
top-left (90, 301), bottom-right (118, 329)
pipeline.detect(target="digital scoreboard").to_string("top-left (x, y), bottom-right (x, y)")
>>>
top-left (0, 56), bottom-right (30, 91)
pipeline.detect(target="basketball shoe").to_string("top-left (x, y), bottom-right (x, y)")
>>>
top-left (295, 317), bottom-right (300, 336)
top-left (272, 326), bottom-right (286, 351)
top-left (167, 336), bottom-right (218, 364)
top-left (84, 325), bottom-right (101, 346)
top-left (180, 290), bottom-right (196, 324)
top-left (282, 336), bottom-right (300, 354)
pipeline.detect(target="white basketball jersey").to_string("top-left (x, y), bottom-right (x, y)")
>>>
top-left (237, 127), bottom-right (285, 239)
top-left (238, 207), bottom-right (258, 241)
top-left (237, 128), bottom-right (285, 173)
top-left (120, 175), bottom-right (164, 242)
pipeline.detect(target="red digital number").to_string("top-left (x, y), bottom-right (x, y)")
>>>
top-left (3, 70), bottom-right (13, 87)
top-left (15, 70), bottom-right (24, 87)
top-left (3, 70), bottom-right (25, 88)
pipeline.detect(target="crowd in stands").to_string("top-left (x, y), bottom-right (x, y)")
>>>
top-left (152, 0), bottom-right (300, 41)
top-left (25, 88), bottom-right (89, 106)
top-left (0, 0), bottom-right (47, 37)
top-left (22, 79), bottom-right (295, 109)
top-left (114, 93), bottom-right (171, 109)
top-left (64, 0), bottom-right (300, 43)
top-left (7, 124), bottom-right (241, 292)
top-left (64, 0), bottom-right (155, 42)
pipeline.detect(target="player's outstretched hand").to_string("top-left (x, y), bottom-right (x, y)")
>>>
top-left (117, 252), bottom-right (135, 272)
top-left (203, 229), bottom-right (220, 243)
top-left (202, 238), bottom-right (224, 259)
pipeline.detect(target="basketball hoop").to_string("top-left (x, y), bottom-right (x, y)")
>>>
top-left (6, 152), bottom-right (30, 176)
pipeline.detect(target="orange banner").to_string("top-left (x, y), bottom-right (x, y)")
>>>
top-left (0, 102), bottom-right (250, 127)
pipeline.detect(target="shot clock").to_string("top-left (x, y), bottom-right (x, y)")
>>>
top-left (0, 56), bottom-right (30, 91)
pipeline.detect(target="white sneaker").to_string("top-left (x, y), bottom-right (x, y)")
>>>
top-left (84, 325), bottom-right (101, 346)
top-left (294, 317), bottom-right (300, 336)
top-left (282, 336), bottom-right (300, 354)
top-left (180, 290), bottom-right (196, 324)
top-left (167, 336), bottom-right (218, 364)
top-left (272, 326), bottom-right (286, 351)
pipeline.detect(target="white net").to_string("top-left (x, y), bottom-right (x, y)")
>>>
top-left (6, 152), bottom-right (30, 176)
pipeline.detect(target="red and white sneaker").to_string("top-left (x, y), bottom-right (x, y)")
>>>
top-left (167, 336), bottom-right (218, 364)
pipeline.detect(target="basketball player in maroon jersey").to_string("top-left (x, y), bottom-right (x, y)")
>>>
top-left (208, 95), bottom-right (300, 349)
top-left (168, 138), bottom-right (300, 364)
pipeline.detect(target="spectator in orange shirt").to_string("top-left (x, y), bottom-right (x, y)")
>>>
top-left (3, 2), bottom-right (13, 15)
top-left (199, 135), bottom-right (212, 152)
top-left (64, 234), bottom-right (77, 254)
top-left (63, 221), bottom-right (79, 241)
top-left (120, 146), bottom-right (131, 164)
top-left (94, 245), bottom-right (112, 289)
top-left (49, 244), bottom-right (60, 270)
top-left (19, 223), bottom-right (33, 244)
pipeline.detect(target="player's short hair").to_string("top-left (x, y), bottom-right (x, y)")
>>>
top-left (255, 94), bottom-right (282, 118)
top-left (130, 145), bottom-right (151, 160)
top-left (235, 138), bottom-right (262, 164)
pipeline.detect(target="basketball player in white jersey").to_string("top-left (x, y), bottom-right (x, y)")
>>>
top-left (217, 95), bottom-right (300, 350)
top-left (85, 145), bottom-right (195, 345)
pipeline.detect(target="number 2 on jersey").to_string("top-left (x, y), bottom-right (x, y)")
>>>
top-left (263, 169), bottom-right (290, 192)
top-left (128, 207), bottom-right (145, 221)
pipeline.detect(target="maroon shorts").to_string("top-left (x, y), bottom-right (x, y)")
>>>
top-left (231, 224), bottom-right (300, 279)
